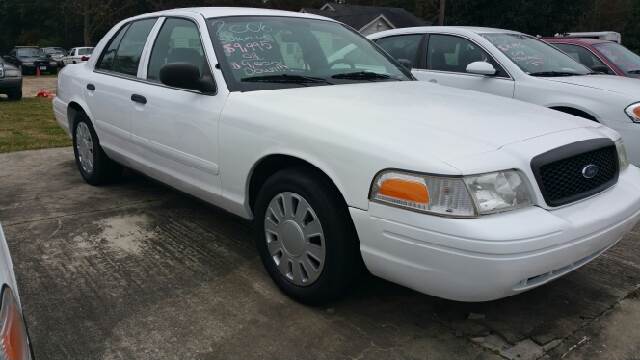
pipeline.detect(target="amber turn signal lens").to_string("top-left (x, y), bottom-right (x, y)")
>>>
top-left (379, 178), bottom-right (430, 204)
top-left (633, 107), bottom-right (640, 118)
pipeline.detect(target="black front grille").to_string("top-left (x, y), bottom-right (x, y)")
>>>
top-left (531, 139), bottom-right (619, 207)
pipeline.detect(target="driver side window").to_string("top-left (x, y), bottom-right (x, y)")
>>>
top-left (427, 34), bottom-right (507, 76)
top-left (147, 18), bottom-right (208, 82)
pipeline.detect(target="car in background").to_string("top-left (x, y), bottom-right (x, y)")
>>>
top-left (54, 8), bottom-right (640, 304)
top-left (369, 27), bottom-right (640, 166)
top-left (2, 46), bottom-right (57, 75)
top-left (546, 38), bottom-right (640, 78)
top-left (0, 57), bottom-right (23, 100)
top-left (62, 47), bottom-right (93, 65)
top-left (0, 225), bottom-right (34, 359)
top-left (42, 47), bottom-right (67, 68)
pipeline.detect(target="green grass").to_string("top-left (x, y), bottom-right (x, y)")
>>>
top-left (0, 97), bottom-right (70, 153)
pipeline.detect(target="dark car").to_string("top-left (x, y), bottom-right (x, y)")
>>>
top-left (42, 47), bottom-right (67, 67)
top-left (2, 46), bottom-right (57, 75)
top-left (545, 38), bottom-right (640, 78)
top-left (0, 57), bottom-right (22, 100)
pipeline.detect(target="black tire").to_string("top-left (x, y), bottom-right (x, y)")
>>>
top-left (253, 167), bottom-right (362, 305)
top-left (72, 113), bottom-right (122, 185)
top-left (7, 88), bottom-right (21, 101)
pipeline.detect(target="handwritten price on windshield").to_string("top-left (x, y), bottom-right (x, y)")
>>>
top-left (224, 41), bottom-right (274, 54)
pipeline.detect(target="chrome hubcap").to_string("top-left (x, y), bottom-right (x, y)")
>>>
top-left (264, 192), bottom-right (326, 286)
top-left (75, 122), bottom-right (94, 174)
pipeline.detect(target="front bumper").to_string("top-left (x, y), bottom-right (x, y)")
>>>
top-left (350, 166), bottom-right (640, 302)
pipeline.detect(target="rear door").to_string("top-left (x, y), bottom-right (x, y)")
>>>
top-left (415, 33), bottom-right (515, 98)
top-left (86, 18), bottom-right (158, 155)
top-left (128, 16), bottom-right (224, 199)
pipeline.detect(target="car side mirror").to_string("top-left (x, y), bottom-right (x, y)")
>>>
top-left (397, 58), bottom-right (413, 71)
top-left (159, 63), bottom-right (216, 94)
top-left (466, 61), bottom-right (497, 76)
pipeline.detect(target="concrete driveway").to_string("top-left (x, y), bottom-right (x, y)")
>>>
top-left (1, 147), bottom-right (639, 360)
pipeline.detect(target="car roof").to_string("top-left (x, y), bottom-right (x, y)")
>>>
top-left (544, 37), bottom-right (611, 45)
top-left (131, 7), bottom-right (334, 22)
top-left (369, 26), bottom-right (523, 38)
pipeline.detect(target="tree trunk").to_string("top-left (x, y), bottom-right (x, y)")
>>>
top-left (438, 0), bottom-right (446, 26)
top-left (83, 11), bottom-right (91, 46)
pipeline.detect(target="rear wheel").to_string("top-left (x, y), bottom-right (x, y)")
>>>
top-left (253, 167), bottom-right (362, 305)
top-left (72, 113), bottom-right (122, 185)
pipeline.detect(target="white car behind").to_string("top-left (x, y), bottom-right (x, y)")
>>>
top-left (53, 8), bottom-right (640, 304)
top-left (63, 47), bottom-right (94, 65)
top-left (369, 27), bottom-right (640, 166)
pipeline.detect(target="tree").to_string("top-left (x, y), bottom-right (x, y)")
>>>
top-left (65, 0), bottom-right (138, 46)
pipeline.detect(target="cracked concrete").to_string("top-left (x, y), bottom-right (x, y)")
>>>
top-left (1, 147), bottom-right (640, 359)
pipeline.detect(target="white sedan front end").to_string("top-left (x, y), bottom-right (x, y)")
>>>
top-left (353, 166), bottom-right (640, 301)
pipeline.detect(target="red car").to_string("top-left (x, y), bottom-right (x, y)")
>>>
top-left (545, 38), bottom-right (640, 78)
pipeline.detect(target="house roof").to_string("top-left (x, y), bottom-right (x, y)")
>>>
top-left (301, 4), bottom-right (428, 31)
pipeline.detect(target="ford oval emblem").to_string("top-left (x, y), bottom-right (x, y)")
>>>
top-left (582, 164), bottom-right (599, 179)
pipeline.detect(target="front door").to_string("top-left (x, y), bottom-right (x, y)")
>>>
top-left (414, 34), bottom-right (515, 98)
top-left (129, 17), bottom-right (224, 199)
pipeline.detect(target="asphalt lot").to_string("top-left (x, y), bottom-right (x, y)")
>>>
top-left (1, 147), bottom-right (640, 360)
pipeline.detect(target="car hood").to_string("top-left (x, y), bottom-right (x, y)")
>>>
top-left (541, 74), bottom-right (640, 96)
top-left (227, 81), bottom-right (597, 164)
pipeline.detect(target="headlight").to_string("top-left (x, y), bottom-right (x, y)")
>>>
top-left (0, 64), bottom-right (4, 78)
top-left (370, 169), bottom-right (533, 217)
top-left (464, 170), bottom-right (533, 215)
top-left (615, 139), bottom-right (629, 170)
top-left (625, 103), bottom-right (640, 123)
top-left (0, 287), bottom-right (31, 360)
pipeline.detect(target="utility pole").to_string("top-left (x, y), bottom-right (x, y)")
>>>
top-left (438, 0), bottom-right (446, 26)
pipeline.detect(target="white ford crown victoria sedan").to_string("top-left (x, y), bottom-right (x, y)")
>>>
top-left (369, 27), bottom-right (640, 166)
top-left (53, 8), bottom-right (640, 304)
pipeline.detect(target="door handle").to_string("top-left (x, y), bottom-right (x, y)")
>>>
top-left (428, 79), bottom-right (438, 83)
top-left (86, 84), bottom-right (95, 91)
top-left (131, 94), bottom-right (147, 105)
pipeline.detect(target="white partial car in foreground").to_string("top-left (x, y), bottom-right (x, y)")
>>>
top-left (369, 27), bottom-right (640, 166)
top-left (53, 8), bottom-right (640, 304)
top-left (0, 225), bottom-right (33, 359)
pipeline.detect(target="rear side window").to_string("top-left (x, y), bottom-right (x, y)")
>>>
top-left (147, 18), bottom-right (207, 81)
top-left (96, 18), bottom-right (157, 76)
top-left (376, 35), bottom-right (423, 67)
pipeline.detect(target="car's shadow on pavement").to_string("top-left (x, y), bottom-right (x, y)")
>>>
top-left (2, 147), bottom-right (639, 360)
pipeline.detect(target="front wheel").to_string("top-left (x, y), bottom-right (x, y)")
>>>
top-left (72, 114), bottom-right (122, 185)
top-left (253, 168), bottom-right (362, 305)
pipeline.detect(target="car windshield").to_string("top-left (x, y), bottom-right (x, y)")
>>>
top-left (77, 48), bottom-right (93, 55)
top-left (44, 48), bottom-right (65, 55)
top-left (594, 42), bottom-right (640, 75)
top-left (483, 33), bottom-right (591, 76)
top-left (206, 16), bottom-right (412, 91)
top-left (16, 48), bottom-right (44, 57)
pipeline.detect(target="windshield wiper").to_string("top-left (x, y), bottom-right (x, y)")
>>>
top-left (528, 71), bottom-right (583, 77)
top-left (331, 71), bottom-right (394, 81)
top-left (241, 74), bottom-right (333, 85)
top-left (627, 69), bottom-right (640, 74)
